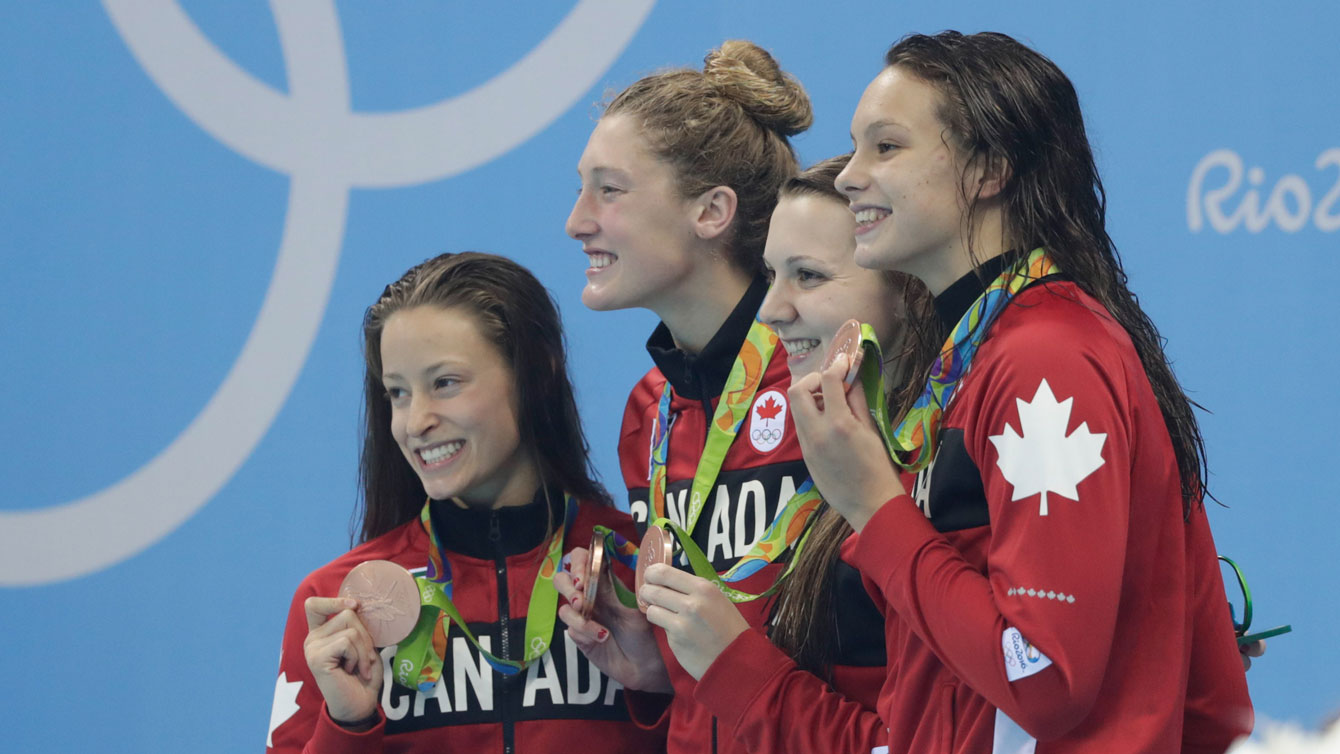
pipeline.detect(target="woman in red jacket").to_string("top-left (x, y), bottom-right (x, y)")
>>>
top-left (558, 41), bottom-right (929, 754)
top-left (268, 252), bottom-right (663, 753)
top-left (790, 31), bottom-right (1254, 753)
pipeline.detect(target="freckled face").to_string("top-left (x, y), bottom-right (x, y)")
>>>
top-left (381, 306), bottom-right (536, 508)
top-left (759, 194), bottom-right (901, 379)
top-left (837, 66), bottom-right (978, 293)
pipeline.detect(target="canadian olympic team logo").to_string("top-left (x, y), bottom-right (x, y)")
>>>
top-left (749, 389), bottom-right (788, 454)
top-left (0, 0), bottom-right (654, 587)
top-left (1188, 148), bottom-right (1340, 234)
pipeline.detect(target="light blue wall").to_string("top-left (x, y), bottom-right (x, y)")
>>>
top-left (2, 2), bottom-right (1334, 750)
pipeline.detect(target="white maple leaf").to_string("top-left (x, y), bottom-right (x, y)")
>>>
top-left (267, 665), bottom-right (303, 748)
top-left (988, 378), bottom-right (1107, 516)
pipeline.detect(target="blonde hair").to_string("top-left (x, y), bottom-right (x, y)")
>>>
top-left (606, 40), bottom-right (812, 274)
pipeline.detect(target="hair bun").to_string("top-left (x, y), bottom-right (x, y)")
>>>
top-left (703, 40), bottom-right (813, 137)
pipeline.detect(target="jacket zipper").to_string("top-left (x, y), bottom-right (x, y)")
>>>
top-left (490, 511), bottom-right (516, 754)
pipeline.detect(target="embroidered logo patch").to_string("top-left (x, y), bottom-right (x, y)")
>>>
top-left (749, 389), bottom-right (787, 453)
top-left (1002, 627), bottom-right (1053, 682)
top-left (988, 378), bottom-right (1106, 516)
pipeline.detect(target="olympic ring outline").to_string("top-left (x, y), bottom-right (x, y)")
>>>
top-left (0, 0), bottom-right (655, 586)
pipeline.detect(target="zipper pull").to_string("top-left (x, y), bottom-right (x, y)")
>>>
top-left (489, 511), bottom-right (501, 544)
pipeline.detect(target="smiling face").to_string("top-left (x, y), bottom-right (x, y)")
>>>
top-left (565, 114), bottom-right (702, 315)
top-left (759, 194), bottom-right (902, 379)
top-left (380, 306), bottom-right (538, 509)
top-left (836, 66), bottom-right (982, 294)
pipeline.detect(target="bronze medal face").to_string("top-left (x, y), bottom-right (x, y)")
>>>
top-left (582, 531), bottom-right (605, 620)
top-left (635, 524), bottom-right (674, 613)
top-left (822, 319), bottom-right (865, 389)
top-left (338, 560), bottom-right (421, 648)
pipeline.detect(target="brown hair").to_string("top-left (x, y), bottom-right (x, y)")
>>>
top-left (605, 40), bottom-right (813, 275)
top-left (767, 155), bottom-right (937, 677)
top-left (884, 31), bottom-right (1209, 514)
top-left (356, 252), bottom-right (611, 543)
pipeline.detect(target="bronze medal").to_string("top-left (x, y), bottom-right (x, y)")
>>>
top-left (822, 319), bottom-right (865, 390)
top-left (581, 531), bottom-right (605, 620)
top-left (635, 523), bottom-right (675, 613)
top-left (338, 560), bottom-right (421, 648)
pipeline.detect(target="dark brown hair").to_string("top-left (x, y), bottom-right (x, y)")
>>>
top-left (885, 31), bottom-right (1208, 513)
top-left (767, 155), bottom-right (937, 677)
top-left (355, 252), bottom-right (611, 543)
top-left (605, 40), bottom-right (813, 275)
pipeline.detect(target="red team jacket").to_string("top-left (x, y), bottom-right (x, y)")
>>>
top-left (618, 278), bottom-right (888, 754)
top-left (851, 267), bottom-right (1254, 753)
top-left (267, 491), bottom-right (665, 754)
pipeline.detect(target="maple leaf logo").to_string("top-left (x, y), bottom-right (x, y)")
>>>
top-left (755, 395), bottom-right (783, 421)
top-left (988, 378), bottom-right (1107, 516)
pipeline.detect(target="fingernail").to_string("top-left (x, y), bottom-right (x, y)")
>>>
top-left (596, 628), bottom-right (609, 642)
top-left (572, 576), bottom-right (582, 589)
top-left (342, 598), bottom-right (358, 609)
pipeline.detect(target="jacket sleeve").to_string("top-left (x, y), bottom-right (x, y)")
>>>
top-left (267, 577), bottom-right (388, 754)
top-left (852, 322), bottom-right (1133, 740)
top-left (1181, 508), bottom-right (1254, 751)
top-left (694, 630), bottom-right (886, 754)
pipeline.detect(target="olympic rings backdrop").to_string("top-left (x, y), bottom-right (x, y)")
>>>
top-left (2, 2), bottom-right (1336, 750)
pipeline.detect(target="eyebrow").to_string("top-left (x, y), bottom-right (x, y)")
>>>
top-left (854, 118), bottom-right (909, 140)
top-left (584, 166), bottom-right (630, 182)
top-left (382, 361), bottom-right (460, 383)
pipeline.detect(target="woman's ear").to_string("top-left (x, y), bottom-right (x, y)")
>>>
top-left (975, 153), bottom-right (1011, 200)
top-left (689, 185), bottom-right (738, 240)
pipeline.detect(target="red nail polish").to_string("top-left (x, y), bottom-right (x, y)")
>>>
top-left (597, 628), bottom-right (609, 641)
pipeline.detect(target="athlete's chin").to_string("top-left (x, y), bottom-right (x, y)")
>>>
top-left (418, 472), bottom-right (467, 503)
top-left (581, 283), bottom-right (636, 313)
top-left (853, 239), bottom-right (901, 272)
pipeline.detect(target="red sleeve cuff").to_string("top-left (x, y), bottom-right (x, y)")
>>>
top-left (693, 629), bottom-right (795, 730)
top-left (624, 689), bottom-right (674, 730)
top-left (306, 704), bottom-right (385, 753)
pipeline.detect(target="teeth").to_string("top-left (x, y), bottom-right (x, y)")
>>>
top-left (783, 339), bottom-right (820, 357)
top-left (419, 441), bottom-right (463, 465)
top-left (853, 208), bottom-right (889, 225)
top-left (587, 252), bottom-right (615, 269)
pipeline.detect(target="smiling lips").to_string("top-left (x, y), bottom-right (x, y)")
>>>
top-left (586, 250), bottom-right (616, 270)
top-left (781, 338), bottom-right (821, 361)
top-left (852, 207), bottom-right (890, 235)
top-left (417, 440), bottom-right (463, 468)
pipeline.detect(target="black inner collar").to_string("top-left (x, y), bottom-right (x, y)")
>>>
top-left (932, 254), bottom-right (1013, 331)
top-left (646, 276), bottom-right (770, 402)
top-left (429, 486), bottom-right (565, 559)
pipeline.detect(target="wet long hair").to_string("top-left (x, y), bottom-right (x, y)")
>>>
top-left (883, 31), bottom-right (1209, 515)
top-left (605, 40), bottom-right (812, 275)
top-left (767, 156), bottom-right (937, 677)
top-left (355, 252), bottom-right (611, 543)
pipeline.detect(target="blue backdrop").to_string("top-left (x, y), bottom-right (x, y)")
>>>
top-left (3, 2), bottom-right (1335, 751)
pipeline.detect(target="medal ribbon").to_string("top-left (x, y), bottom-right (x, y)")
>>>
top-left (648, 318), bottom-right (777, 529)
top-left (588, 526), bottom-right (641, 608)
top-left (392, 494), bottom-right (575, 692)
top-left (887, 248), bottom-right (1058, 471)
top-left (646, 317), bottom-right (823, 601)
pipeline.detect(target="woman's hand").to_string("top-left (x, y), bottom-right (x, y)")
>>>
top-left (303, 597), bottom-right (383, 728)
top-left (555, 547), bottom-right (672, 693)
top-left (638, 564), bottom-right (749, 681)
top-left (789, 353), bottom-right (906, 531)
top-left (1240, 638), bottom-right (1266, 671)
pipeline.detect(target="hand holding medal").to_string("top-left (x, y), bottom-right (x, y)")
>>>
top-left (554, 536), bottom-right (673, 693)
top-left (301, 559), bottom-right (423, 728)
top-left (636, 522), bottom-right (753, 680)
top-left (789, 319), bottom-right (906, 532)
